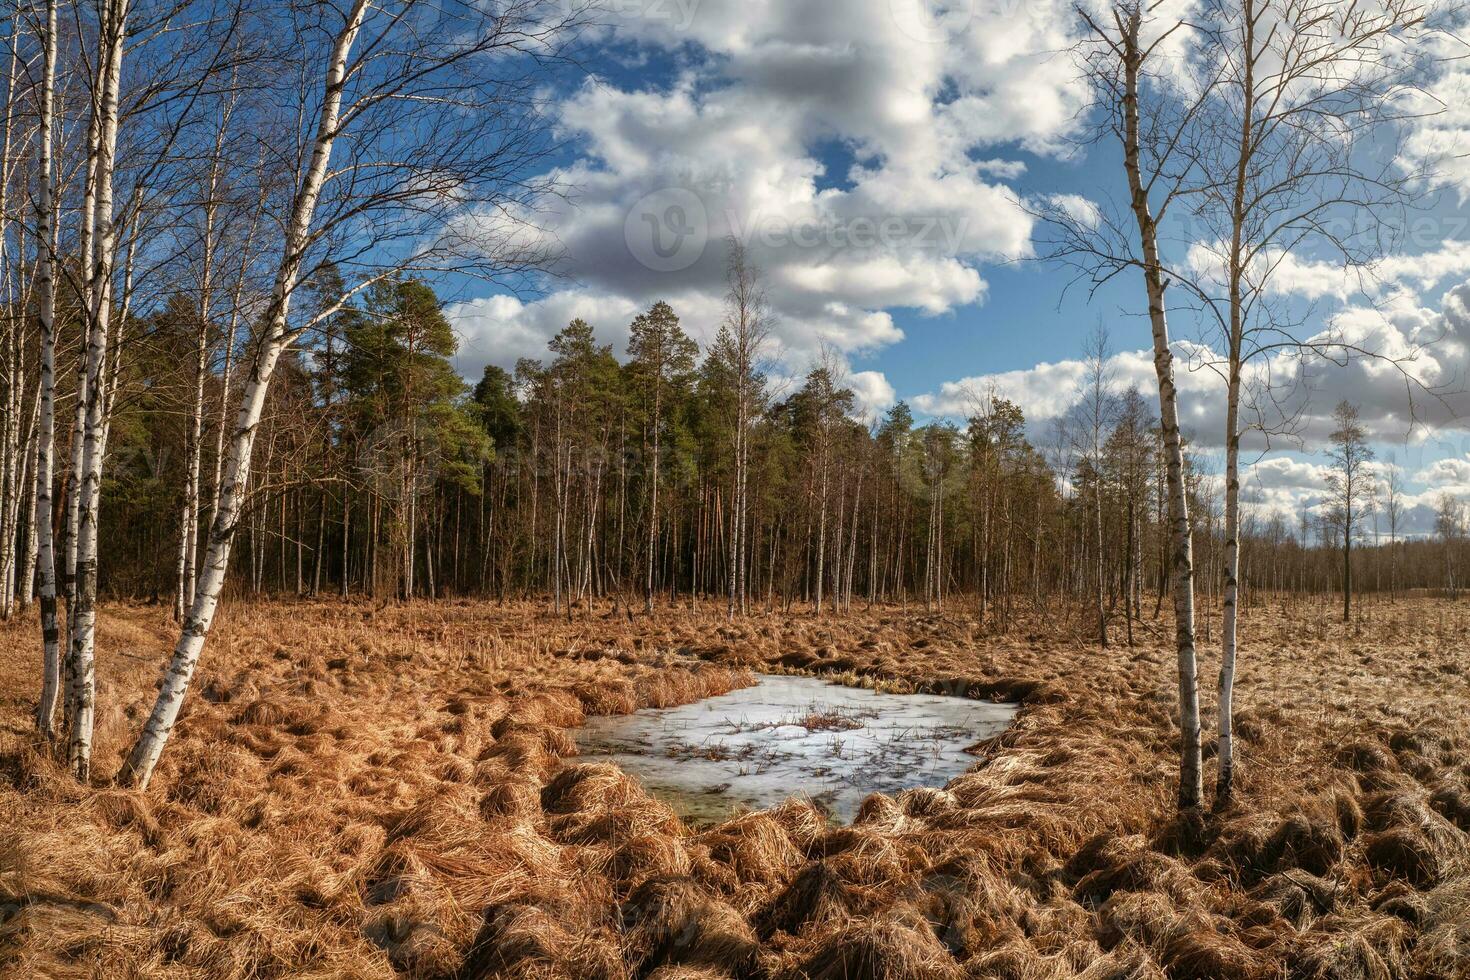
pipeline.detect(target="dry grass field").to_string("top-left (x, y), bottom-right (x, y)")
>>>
top-left (0, 596), bottom-right (1466, 979)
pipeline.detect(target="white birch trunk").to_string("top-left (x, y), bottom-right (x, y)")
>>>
top-left (1121, 9), bottom-right (1203, 810)
top-left (0, 331), bottom-right (14, 622)
top-left (0, 28), bottom-right (18, 624)
top-left (118, 0), bottom-right (371, 789)
top-left (206, 233), bottom-right (254, 540)
top-left (1217, 230), bottom-right (1246, 806)
top-left (62, 41), bottom-right (107, 733)
top-left (20, 416), bottom-right (38, 609)
top-left (178, 161), bottom-right (225, 619)
top-left (1219, 383), bottom-right (1241, 805)
top-left (33, 0), bottom-right (60, 733)
top-left (68, 0), bottom-right (130, 779)
top-left (1215, 0), bottom-right (1259, 810)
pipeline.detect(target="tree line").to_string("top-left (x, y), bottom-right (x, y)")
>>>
top-left (7, 241), bottom-right (1461, 625)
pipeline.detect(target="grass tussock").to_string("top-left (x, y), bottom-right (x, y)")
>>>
top-left (0, 595), bottom-right (1466, 978)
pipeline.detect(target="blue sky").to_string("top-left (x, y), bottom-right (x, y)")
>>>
top-left (444, 0), bottom-right (1470, 534)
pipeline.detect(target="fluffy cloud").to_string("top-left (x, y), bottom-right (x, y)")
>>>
top-left (848, 370), bottom-right (898, 419)
top-left (1186, 240), bottom-right (1470, 302)
top-left (1244, 457), bottom-right (1335, 491)
top-left (912, 346), bottom-right (1223, 441)
top-left (449, 291), bottom-right (643, 376)
top-left (440, 0), bottom-right (1470, 530)
top-left (1416, 457), bottom-right (1470, 496)
top-left (448, 285), bottom-right (899, 422)
top-left (1236, 451), bottom-right (1470, 536)
top-left (911, 278), bottom-right (1470, 536)
top-left (447, 0), bottom-right (1087, 373)
top-left (449, 286), bottom-right (901, 381)
top-left (914, 280), bottom-right (1470, 455)
top-left (1403, 26), bottom-right (1470, 202)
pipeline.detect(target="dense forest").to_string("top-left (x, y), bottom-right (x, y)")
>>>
top-left (4, 247), bottom-right (1462, 628)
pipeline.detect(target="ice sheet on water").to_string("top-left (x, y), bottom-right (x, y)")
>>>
top-left (574, 674), bottom-right (1017, 824)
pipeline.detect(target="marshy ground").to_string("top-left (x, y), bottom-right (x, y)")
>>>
top-left (0, 596), bottom-right (1466, 979)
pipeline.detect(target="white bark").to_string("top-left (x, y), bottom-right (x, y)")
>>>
top-left (206, 209), bottom-right (258, 538)
top-left (0, 26), bottom-right (19, 623)
top-left (1118, 7), bottom-right (1203, 810)
top-left (176, 153), bottom-right (225, 621)
top-left (19, 412), bottom-right (38, 609)
top-left (119, 0), bottom-right (372, 789)
top-left (1218, 54), bottom-right (1251, 802)
top-left (68, 0), bottom-right (130, 780)
top-left (33, 0), bottom-right (61, 734)
top-left (62, 33), bottom-right (106, 733)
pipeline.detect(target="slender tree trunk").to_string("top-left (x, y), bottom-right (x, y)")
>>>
top-left (1124, 494), bottom-right (1135, 648)
top-left (1095, 480), bottom-right (1107, 647)
top-left (63, 91), bottom-right (105, 733)
top-left (19, 411), bottom-right (39, 611)
top-left (1218, 414), bottom-right (1242, 806)
top-left (33, 0), bottom-right (61, 735)
top-left (118, 0), bottom-right (371, 789)
top-left (312, 490), bottom-right (325, 594)
top-left (727, 389), bottom-right (743, 619)
top-left (176, 236), bottom-right (215, 619)
top-left (646, 377), bottom-right (660, 614)
top-left (341, 487), bottom-right (350, 598)
top-left (1215, 3), bottom-right (1258, 807)
top-left (815, 447), bottom-right (828, 615)
top-left (69, 1), bottom-right (130, 779)
top-left (1121, 11), bottom-right (1202, 809)
top-left (0, 32), bottom-right (19, 624)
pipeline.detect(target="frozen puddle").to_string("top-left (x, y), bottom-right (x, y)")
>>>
top-left (574, 674), bottom-right (1017, 824)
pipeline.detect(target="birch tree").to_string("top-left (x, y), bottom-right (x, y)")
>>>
top-left (31, 0), bottom-right (61, 736)
top-left (1382, 454), bottom-right (1402, 599)
top-left (714, 239), bottom-right (771, 618)
top-left (33, 0), bottom-right (238, 767)
top-left (0, 17), bottom-right (26, 626)
top-left (1434, 492), bottom-right (1462, 595)
top-left (1058, 1), bottom-right (1210, 809)
top-left (66, 0), bottom-right (131, 779)
top-left (174, 76), bottom-right (247, 621)
top-left (118, 0), bottom-right (583, 788)
top-left (1190, 0), bottom-right (1435, 807)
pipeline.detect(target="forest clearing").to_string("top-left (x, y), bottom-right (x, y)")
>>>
top-left (1, 596), bottom-right (1466, 979)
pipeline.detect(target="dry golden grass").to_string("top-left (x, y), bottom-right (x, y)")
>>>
top-left (0, 594), bottom-right (1465, 979)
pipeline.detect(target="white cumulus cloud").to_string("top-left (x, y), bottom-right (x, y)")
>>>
top-left (448, 0), bottom-right (1087, 372)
